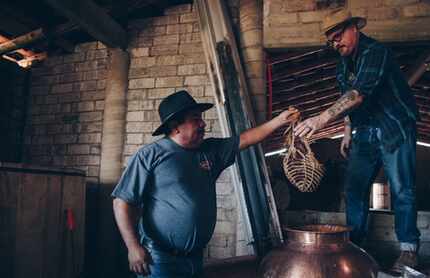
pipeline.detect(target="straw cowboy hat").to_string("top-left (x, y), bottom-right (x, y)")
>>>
top-left (152, 90), bottom-right (213, 136)
top-left (322, 8), bottom-right (366, 35)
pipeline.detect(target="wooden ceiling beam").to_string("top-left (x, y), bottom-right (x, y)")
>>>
top-left (0, 29), bottom-right (45, 56)
top-left (43, 0), bottom-right (127, 49)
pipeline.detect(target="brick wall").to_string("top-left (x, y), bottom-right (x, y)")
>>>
top-left (264, 0), bottom-right (430, 48)
top-left (24, 42), bottom-right (107, 185)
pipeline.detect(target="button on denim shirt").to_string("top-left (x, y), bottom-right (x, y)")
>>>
top-left (336, 33), bottom-right (419, 152)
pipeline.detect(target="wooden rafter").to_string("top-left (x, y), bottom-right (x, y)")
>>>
top-left (43, 0), bottom-right (127, 49)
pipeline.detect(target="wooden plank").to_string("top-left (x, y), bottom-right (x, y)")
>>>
top-left (0, 171), bottom-right (18, 278)
top-left (61, 175), bottom-right (86, 278)
top-left (14, 173), bottom-right (49, 278)
top-left (43, 175), bottom-right (63, 278)
top-left (44, 0), bottom-right (127, 48)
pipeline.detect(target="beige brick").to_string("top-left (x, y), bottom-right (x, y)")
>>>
top-left (97, 80), bottom-right (106, 90)
top-left (60, 72), bottom-right (83, 83)
top-left (155, 76), bottom-right (184, 88)
top-left (183, 54), bottom-right (206, 64)
top-left (53, 64), bottom-right (75, 74)
top-left (68, 144), bottom-right (90, 155)
top-left (156, 55), bottom-right (185, 66)
top-left (299, 10), bottom-right (326, 23)
top-left (184, 75), bottom-right (209, 86)
top-left (63, 53), bottom-right (86, 63)
top-left (75, 61), bottom-right (98, 72)
top-left (147, 88), bottom-right (173, 99)
top-left (130, 57), bottom-right (157, 68)
top-left (95, 100), bottom-right (104, 110)
top-left (282, 0), bottom-right (316, 12)
top-left (76, 155), bottom-right (100, 166)
top-left (78, 101), bottom-right (94, 112)
top-left (130, 47), bottom-right (150, 57)
top-left (178, 64), bottom-right (206, 75)
top-left (213, 221), bottom-right (236, 235)
top-left (139, 26), bottom-right (167, 37)
top-left (52, 83), bottom-right (73, 94)
top-left (86, 49), bottom-right (108, 60)
top-left (127, 111), bottom-right (144, 122)
top-left (192, 22), bottom-right (200, 32)
top-left (54, 134), bottom-right (78, 144)
top-left (126, 122), bottom-right (153, 133)
top-left (80, 90), bottom-right (104, 101)
top-left (402, 3), bottom-right (430, 17)
top-left (153, 34), bottom-right (180, 46)
top-left (127, 89), bottom-right (146, 101)
top-left (179, 43), bottom-right (204, 54)
top-left (129, 78), bottom-right (155, 89)
top-left (367, 7), bottom-right (399, 21)
top-left (145, 66), bottom-right (178, 78)
top-left (179, 33), bottom-right (202, 43)
top-left (123, 144), bottom-right (140, 155)
top-left (76, 81), bottom-right (98, 92)
top-left (127, 100), bottom-right (155, 111)
top-left (384, 0), bottom-right (418, 6)
top-left (88, 166), bottom-right (100, 177)
top-left (350, 0), bottom-right (383, 9)
top-left (79, 133), bottom-right (102, 143)
top-left (45, 95), bottom-right (59, 105)
top-left (126, 134), bottom-right (144, 144)
top-left (58, 93), bottom-right (80, 103)
top-left (180, 13), bottom-right (198, 23)
top-left (79, 111), bottom-right (102, 122)
top-left (150, 44), bottom-right (179, 56)
top-left (166, 24), bottom-right (194, 35)
top-left (90, 145), bottom-right (101, 155)
top-left (76, 123), bottom-right (102, 133)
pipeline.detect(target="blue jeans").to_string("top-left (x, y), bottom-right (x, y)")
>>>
top-left (344, 126), bottom-right (420, 251)
top-left (137, 246), bottom-right (204, 278)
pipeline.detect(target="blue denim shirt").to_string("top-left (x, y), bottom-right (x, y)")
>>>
top-left (336, 33), bottom-right (419, 152)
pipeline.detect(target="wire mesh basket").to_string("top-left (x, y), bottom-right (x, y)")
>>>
top-left (282, 124), bottom-right (325, 192)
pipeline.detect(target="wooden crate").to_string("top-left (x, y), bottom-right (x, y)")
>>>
top-left (0, 163), bottom-right (86, 278)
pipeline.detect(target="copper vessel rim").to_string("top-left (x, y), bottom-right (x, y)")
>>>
top-left (283, 224), bottom-right (352, 234)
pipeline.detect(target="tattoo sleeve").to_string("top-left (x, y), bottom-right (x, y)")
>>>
top-left (344, 116), bottom-right (351, 127)
top-left (326, 90), bottom-right (363, 122)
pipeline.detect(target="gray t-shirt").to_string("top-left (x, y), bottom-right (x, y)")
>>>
top-left (112, 136), bottom-right (239, 253)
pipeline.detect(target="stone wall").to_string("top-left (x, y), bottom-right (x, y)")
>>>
top-left (25, 3), bottom-right (249, 261)
top-left (264, 0), bottom-right (430, 48)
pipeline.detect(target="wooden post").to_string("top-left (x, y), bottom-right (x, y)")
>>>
top-left (98, 48), bottom-right (130, 277)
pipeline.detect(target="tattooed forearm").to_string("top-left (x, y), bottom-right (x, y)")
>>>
top-left (326, 90), bottom-right (363, 121)
top-left (344, 116), bottom-right (351, 127)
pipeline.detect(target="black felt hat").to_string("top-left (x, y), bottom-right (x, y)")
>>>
top-left (152, 90), bottom-right (213, 136)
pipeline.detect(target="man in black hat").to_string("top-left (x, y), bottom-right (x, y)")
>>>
top-left (294, 8), bottom-right (420, 273)
top-left (112, 90), bottom-right (299, 277)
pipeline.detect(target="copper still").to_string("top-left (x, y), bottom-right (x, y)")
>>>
top-left (259, 224), bottom-right (379, 278)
